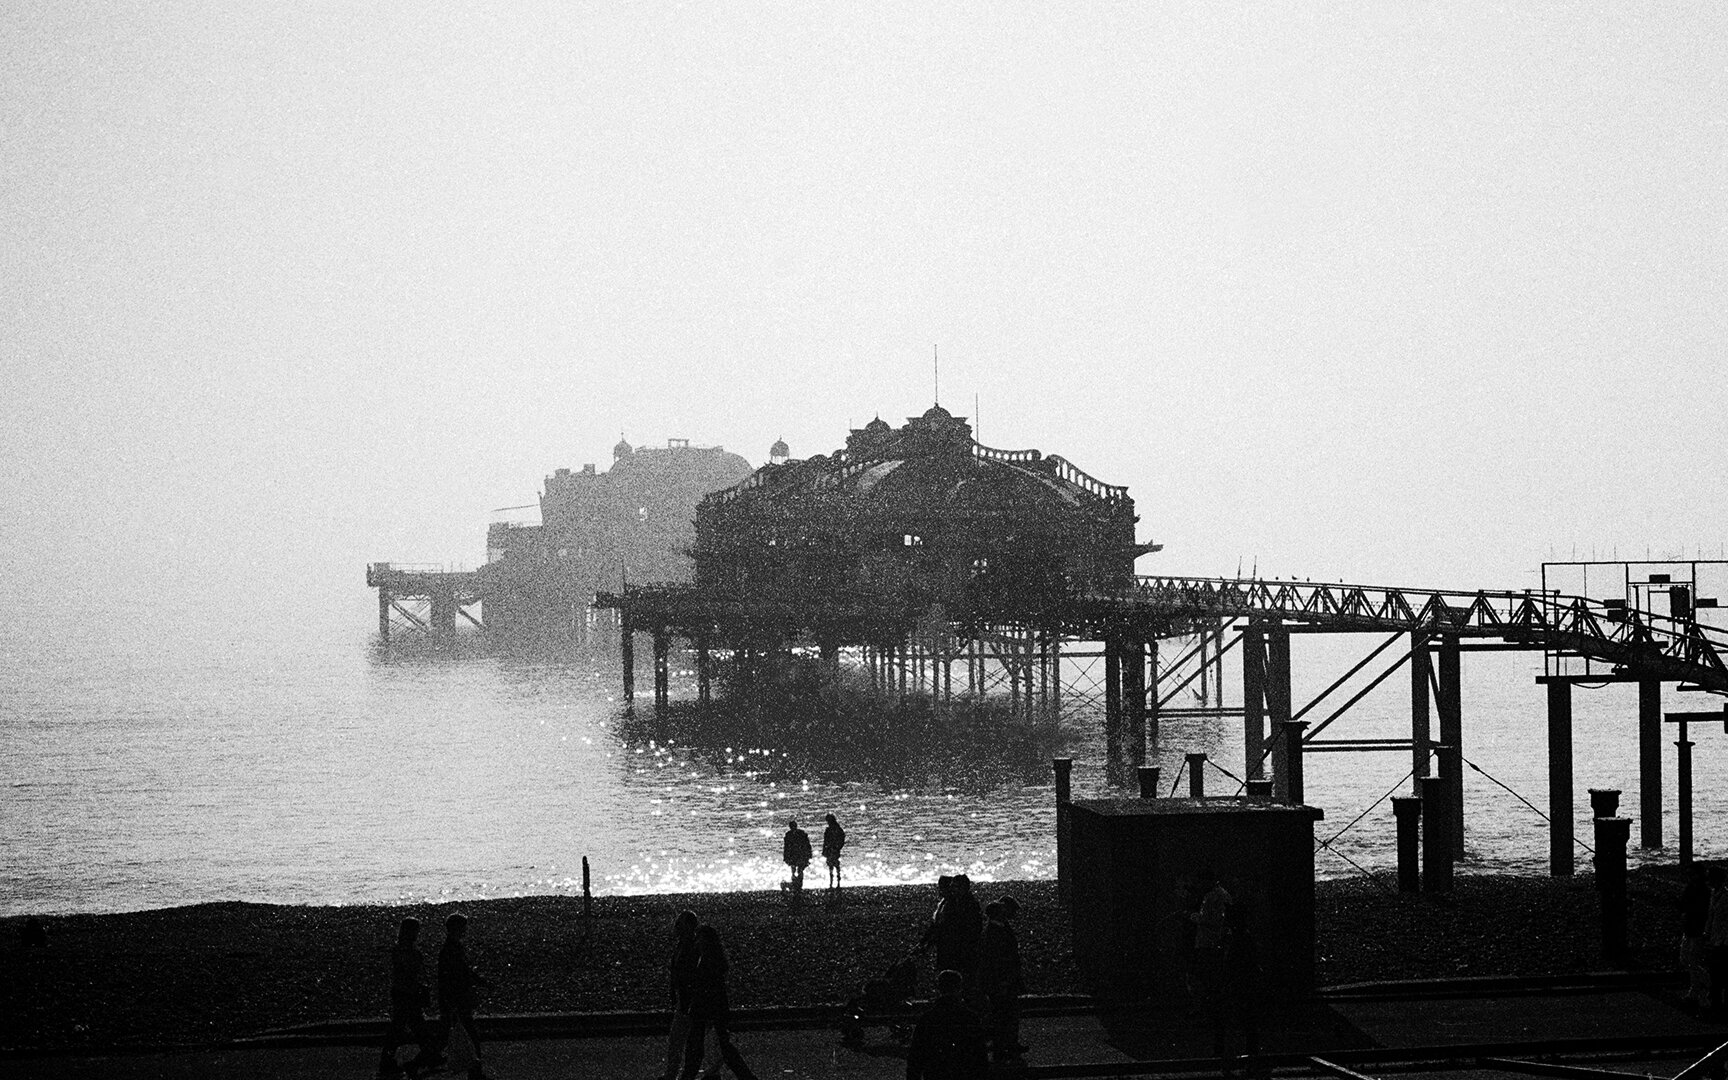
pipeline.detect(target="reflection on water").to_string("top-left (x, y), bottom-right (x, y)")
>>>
top-left (7, 618), bottom-right (1728, 916)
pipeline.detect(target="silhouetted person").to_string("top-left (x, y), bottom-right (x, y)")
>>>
top-left (980, 896), bottom-right (1025, 1065)
top-left (1706, 868), bottom-right (1728, 1015)
top-left (782, 818), bottom-right (812, 897)
top-left (905, 968), bottom-right (988, 1080)
top-left (1214, 901), bottom-right (1263, 1069)
top-left (678, 924), bottom-right (758, 1080)
top-left (438, 912), bottom-right (493, 1080)
top-left (21, 917), bottom-right (47, 949)
top-left (823, 813), bottom-right (847, 889)
top-left (378, 917), bottom-right (441, 1079)
top-left (1188, 868), bottom-right (1232, 1010)
top-left (662, 909), bottom-right (700, 1080)
top-left (921, 874), bottom-right (983, 1006)
top-left (1682, 864), bottom-right (1712, 1011)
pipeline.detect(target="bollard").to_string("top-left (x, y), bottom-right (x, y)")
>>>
top-left (1593, 816), bottom-right (1631, 965)
top-left (1246, 779), bottom-right (1273, 802)
top-left (1419, 775), bottom-right (1453, 894)
top-left (582, 855), bottom-right (592, 921)
top-left (1187, 753), bottom-right (1207, 799)
top-left (1392, 797), bottom-right (1422, 893)
top-left (1137, 766), bottom-right (1161, 799)
top-left (1054, 758), bottom-right (1073, 903)
top-left (1588, 788), bottom-right (1621, 820)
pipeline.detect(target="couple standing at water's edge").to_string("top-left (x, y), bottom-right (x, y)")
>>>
top-left (781, 813), bottom-right (846, 898)
top-left (378, 912), bottom-right (492, 1080)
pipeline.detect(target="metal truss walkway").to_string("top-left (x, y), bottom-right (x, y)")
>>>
top-left (1086, 576), bottom-right (1728, 695)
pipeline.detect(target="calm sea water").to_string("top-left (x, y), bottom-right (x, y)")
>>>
top-left (5, 593), bottom-right (1727, 917)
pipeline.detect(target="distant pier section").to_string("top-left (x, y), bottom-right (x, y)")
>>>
top-left (366, 563), bottom-right (483, 640)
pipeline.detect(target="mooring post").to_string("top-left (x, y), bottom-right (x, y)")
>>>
top-left (1638, 678), bottom-right (1662, 849)
top-left (1242, 624), bottom-right (1265, 781)
top-left (621, 615), bottom-right (635, 705)
top-left (1594, 815), bottom-right (1631, 965)
top-left (581, 855), bottom-right (592, 922)
top-left (1137, 765), bottom-right (1160, 799)
top-left (1186, 752), bottom-right (1206, 798)
top-left (1436, 637), bottom-right (1463, 856)
top-left (1410, 633), bottom-right (1431, 791)
top-left (1419, 774), bottom-right (1453, 894)
top-left (1054, 757), bottom-right (1073, 903)
top-left (1392, 796), bottom-right (1422, 893)
top-left (1546, 679), bottom-right (1573, 876)
top-left (652, 628), bottom-right (670, 711)
top-left (1280, 720), bottom-right (1308, 805)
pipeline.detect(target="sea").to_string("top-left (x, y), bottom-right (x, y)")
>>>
top-left (5, 588), bottom-right (1727, 918)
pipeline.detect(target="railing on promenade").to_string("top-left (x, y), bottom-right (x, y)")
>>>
top-left (1087, 575), bottom-right (1728, 693)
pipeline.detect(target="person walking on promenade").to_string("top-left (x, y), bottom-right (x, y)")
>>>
top-left (677, 924), bottom-right (759, 1080)
top-left (979, 897), bottom-right (1025, 1065)
top-left (1681, 864), bottom-right (1712, 1011)
top-left (905, 968), bottom-right (988, 1080)
top-left (437, 912), bottom-right (494, 1080)
top-left (921, 874), bottom-right (983, 1007)
top-left (661, 910), bottom-right (701, 1080)
top-left (378, 917), bottom-right (441, 1079)
top-left (782, 818), bottom-right (813, 899)
top-left (822, 814), bottom-right (847, 890)
top-left (1705, 868), bottom-right (1728, 1016)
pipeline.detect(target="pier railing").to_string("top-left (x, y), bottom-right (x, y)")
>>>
top-left (1093, 576), bottom-right (1728, 693)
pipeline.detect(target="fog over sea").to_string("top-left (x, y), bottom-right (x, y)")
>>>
top-left (7, 579), bottom-right (1727, 919)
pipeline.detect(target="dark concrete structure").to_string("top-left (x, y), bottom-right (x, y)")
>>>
top-left (1065, 797), bottom-right (1323, 998)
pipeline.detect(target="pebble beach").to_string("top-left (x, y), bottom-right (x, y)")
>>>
top-left (1, 868), bottom-right (1692, 1055)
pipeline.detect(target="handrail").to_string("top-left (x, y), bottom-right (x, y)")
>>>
top-left (1097, 576), bottom-right (1728, 693)
top-left (973, 440), bottom-right (1042, 464)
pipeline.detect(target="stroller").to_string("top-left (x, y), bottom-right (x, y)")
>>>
top-left (839, 952), bottom-right (920, 1047)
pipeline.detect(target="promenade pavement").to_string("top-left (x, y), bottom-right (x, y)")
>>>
top-left (10, 978), bottom-right (1726, 1080)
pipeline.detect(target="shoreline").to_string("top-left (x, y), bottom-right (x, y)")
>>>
top-left (3, 869), bottom-right (1692, 1054)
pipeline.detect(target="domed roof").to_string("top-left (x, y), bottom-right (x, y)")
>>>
top-left (921, 403), bottom-right (953, 421)
top-left (769, 437), bottom-right (790, 459)
top-left (613, 434), bottom-right (633, 460)
top-left (864, 416), bottom-right (891, 433)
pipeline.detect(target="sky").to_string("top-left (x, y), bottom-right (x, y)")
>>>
top-left (4, 2), bottom-right (1726, 631)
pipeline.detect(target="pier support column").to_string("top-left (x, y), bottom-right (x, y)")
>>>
top-left (1410, 634), bottom-right (1431, 792)
top-left (1054, 757), bottom-right (1073, 904)
top-left (1594, 816), bottom-right (1631, 965)
top-left (1187, 752), bottom-right (1207, 798)
top-left (696, 633), bottom-right (712, 708)
top-left (1146, 638), bottom-right (1160, 759)
top-left (1276, 720), bottom-right (1308, 806)
top-left (1104, 635), bottom-right (1123, 780)
top-left (1267, 628), bottom-right (1292, 795)
top-left (1639, 678), bottom-right (1662, 849)
top-left (1125, 636), bottom-right (1146, 767)
top-left (652, 628), bottom-right (670, 711)
top-left (1546, 679), bottom-right (1574, 876)
top-left (1242, 625), bottom-right (1265, 781)
top-left (378, 587), bottom-right (391, 641)
top-left (1436, 637), bottom-right (1463, 856)
top-left (621, 616), bottom-right (636, 706)
top-left (430, 584), bottom-right (456, 632)
top-left (1677, 718), bottom-right (1696, 869)
top-left (1420, 774), bottom-right (1454, 894)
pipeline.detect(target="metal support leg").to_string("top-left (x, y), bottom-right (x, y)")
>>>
top-left (1104, 636), bottom-right (1123, 779)
top-left (696, 634), bottom-right (711, 707)
top-left (1146, 638), bottom-right (1160, 759)
top-left (378, 587), bottom-right (391, 641)
top-left (653, 629), bottom-right (670, 710)
top-left (1437, 637), bottom-right (1463, 856)
top-left (621, 617), bottom-right (636, 705)
top-left (1639, 678), bottom-right (1662, 849)
top-left (1267, 629), bottom-right (1292, 799)
top-left (1678, 721), bottom-right (1695, 869)
top-left (1242, 626), bottom-right (1265, 781)
top-left (1410, 634), bottom-right (1431, 792)
top-left (1125, 637), bottom-right (1146, 767)
top-left (1547, 679), bottom-right (1573, 876)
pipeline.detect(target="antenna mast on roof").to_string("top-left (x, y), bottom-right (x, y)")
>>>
top-left (933, 344), bottom-right (939, 406)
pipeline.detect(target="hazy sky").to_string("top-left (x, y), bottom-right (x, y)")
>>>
top-left (5, 3), bottom-right (1725, 627)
